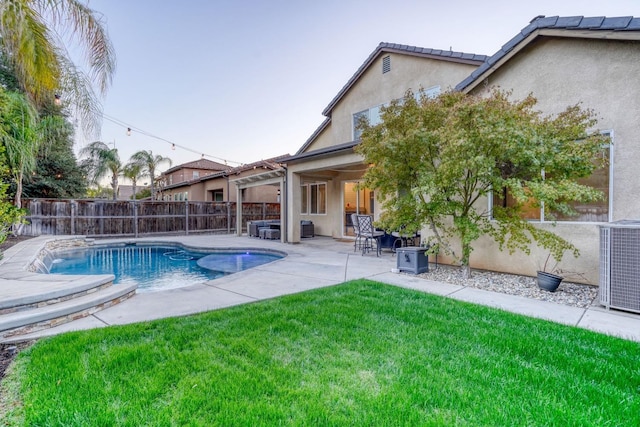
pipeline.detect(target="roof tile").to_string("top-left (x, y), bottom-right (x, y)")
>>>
top-left (601, 16), bottom-right (633, 30)
top-left (555, 16), bottom-right (583, 28)
top-left (625, 18), bottom-right (640, 30)
top-left (536, 16), bottom-right (559, 28)
top-left (577, 16), bottom-right (605, 28)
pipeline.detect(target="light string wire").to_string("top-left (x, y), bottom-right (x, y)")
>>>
top-left (101, 113), bottom-right (242, 166)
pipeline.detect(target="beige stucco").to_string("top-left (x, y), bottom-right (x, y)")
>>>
top-left (448, 36), bottom-right (640, 283)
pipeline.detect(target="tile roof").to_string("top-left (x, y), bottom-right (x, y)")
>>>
top-left (322, 42), bottom-right (488, 117)
top-left (163, 158), bottom-right (228, 174)
top-left (456, 15), bottom-right (640, 92)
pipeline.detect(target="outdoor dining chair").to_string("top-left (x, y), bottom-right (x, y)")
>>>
top-left (351, 213), bottom-right (362, 253)
top-left (356, 214), bottom-right (384, 256)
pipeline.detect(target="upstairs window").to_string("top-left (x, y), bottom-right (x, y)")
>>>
top-left (353, 105), bottom-right (383, 140)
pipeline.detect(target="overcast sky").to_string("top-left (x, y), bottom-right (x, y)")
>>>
top-left (82, 0), bottom-right (639, 170)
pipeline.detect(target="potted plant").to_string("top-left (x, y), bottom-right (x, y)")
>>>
top-left (537, 254), bottom-right (564, 292)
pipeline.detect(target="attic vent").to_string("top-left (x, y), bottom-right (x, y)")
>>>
top-left (382, 55), bottom-right (391, 74)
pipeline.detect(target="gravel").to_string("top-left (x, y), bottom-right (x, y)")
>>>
top-left (415, 265), bottom-right (599, 309)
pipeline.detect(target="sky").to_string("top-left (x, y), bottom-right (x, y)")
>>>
top-left (79, 0), bottom-right (640, 172)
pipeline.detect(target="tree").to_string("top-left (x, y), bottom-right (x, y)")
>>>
top-left (122, 162), bottom-right (144, 200)
top-left (129, 150), bottom-right (172, 200)
top-left (0, 90), bottom-right (39, 207)
top-left (0, 0), bottom-right (116, 136)
top-left (80, 141), bottom-right (121, 200)
top-left (357, 89), bottom-right (607, 278)
top-left (22, 114), bottom-right (87, 199)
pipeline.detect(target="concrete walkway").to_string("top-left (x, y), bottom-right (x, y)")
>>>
top-left (3, 234), bottom-right (640, 343)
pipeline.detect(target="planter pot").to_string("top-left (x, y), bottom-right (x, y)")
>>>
top-left (537, 271), bottom-right (563, 292)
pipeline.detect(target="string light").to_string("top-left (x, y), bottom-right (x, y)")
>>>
top-left (101, 113), bottom-right (242, 165)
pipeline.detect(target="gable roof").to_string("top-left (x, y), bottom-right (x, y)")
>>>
top-left (322, 42), bottom-right (488, 117)
top-left (456, 15), bottom-right (640, 92)
top-left (163, 158), bottom-right (228, 175)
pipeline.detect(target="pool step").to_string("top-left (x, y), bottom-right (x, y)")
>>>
top-left (0, 278), bottom-right (137, 341)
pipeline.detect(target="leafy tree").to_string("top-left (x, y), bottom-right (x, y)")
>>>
top-left (357, 89), bottom-right (607, 278)
top-left (22, 115), bottom-right (87, 199)
top-left (134, 187), bottom-right (151, 200)
top-left (0, 0), bottom-right (116, 136)
top-left (0, 145), bottom-right (26, 242)
top-left (80, 141), bottom-right (121, 200)
top-left (129, 150), bottom-right (172, 200)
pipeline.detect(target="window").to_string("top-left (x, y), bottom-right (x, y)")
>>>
top-left (353, 105), bottom-right (383, 140)
top-left (422, 85), bottom-right (441, 99)
top-left (492, 131), bottom-right (612, 223)
top-left (212, 190), bottom-right (224, 201)
top-left (193, 171), bottom-right (200, 179)
top-left (301, 183), bottom-right (326, 214)
top-left (301, 185), bottom-right (308, 214)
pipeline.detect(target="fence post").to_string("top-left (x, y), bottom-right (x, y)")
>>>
top-left (133, 200), bottom-right (139, 238)
top-left (99, 202), bottom-right (104, 236)
top-left (70, 200), bottom-right (76, 235)
top-left (185, 199), bottom-right (189, 235)
top-left (226, 202), bottom-right (231, 234)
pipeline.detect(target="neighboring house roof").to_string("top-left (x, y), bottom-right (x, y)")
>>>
top-left (163, 158), bottom-right (228, 175)
top-left (162, 155), bottom-right (291, 190)
top-left (456, 15), bottom-right (640, 92)
top-left (322, 42), bottom-right (488, 117)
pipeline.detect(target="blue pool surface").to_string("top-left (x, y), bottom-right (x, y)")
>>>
top-left (48, 245), bottom-right (283, 291)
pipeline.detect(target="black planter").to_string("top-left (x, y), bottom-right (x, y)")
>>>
top-left (537, 271), bottom-right (563, 292)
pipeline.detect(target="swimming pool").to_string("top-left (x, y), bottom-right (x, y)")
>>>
top-left (47, 243), bottom-right (284, 292)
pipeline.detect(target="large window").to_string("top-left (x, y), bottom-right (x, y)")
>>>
top-left (301, 183), bottom-right (326, 215)
top-left (353, 105), bottom-right (383, 140)
top-left (492, 132), bottom-right (612, 223)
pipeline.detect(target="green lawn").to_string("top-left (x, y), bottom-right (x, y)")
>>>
top-left (2, 280), bottom-right (639, 426)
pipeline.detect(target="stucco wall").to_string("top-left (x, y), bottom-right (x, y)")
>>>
top-left (455, 36), bottom-right (640, 283)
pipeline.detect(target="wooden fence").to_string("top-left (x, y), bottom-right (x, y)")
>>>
top-left (20, 199), bottom-right (280, 237)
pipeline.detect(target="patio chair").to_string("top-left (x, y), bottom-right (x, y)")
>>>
top-left (356, 215), bottom-right (384, 256)
top-left (351, 213), bottom-right (362, 252)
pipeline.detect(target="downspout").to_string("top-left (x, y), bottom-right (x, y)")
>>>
top-left (281, 164), bottom-right (288, 243)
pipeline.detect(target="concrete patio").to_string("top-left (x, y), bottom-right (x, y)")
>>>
top-left (2, 234), bottom-right (640, 343)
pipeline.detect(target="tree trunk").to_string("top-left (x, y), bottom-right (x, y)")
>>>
top-left (111, 174), bottom-right (118, 201)
top-left (14, 171), bottom-right (23, 208)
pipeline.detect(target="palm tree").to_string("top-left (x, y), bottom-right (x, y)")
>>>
top-left (0, 0), bottom-right (116, 136)
top-left (129, 150), bottom-right (172, 200)
top-left (80, 141), bottom-right (121, 200)
top-left (0, 90), bottom-right (39, 208)
top-left (122, 162), bottom-right (144, 200)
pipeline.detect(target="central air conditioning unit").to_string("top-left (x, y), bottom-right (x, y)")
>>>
top-left (599, 220), bottom-right (640, 314)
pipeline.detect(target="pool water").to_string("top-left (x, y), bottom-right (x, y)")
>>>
top-left (48, 245), bottom-right (283, 291)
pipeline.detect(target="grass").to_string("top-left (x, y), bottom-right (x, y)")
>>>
top-left (2, 280), bottom-right (639, 426)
